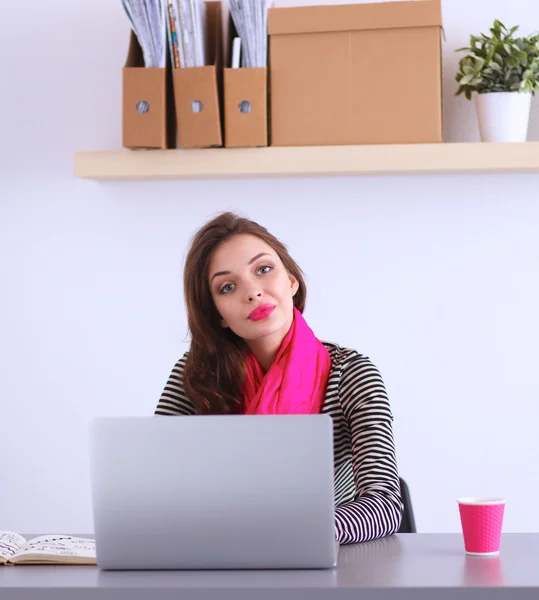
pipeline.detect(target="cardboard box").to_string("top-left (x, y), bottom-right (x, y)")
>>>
top-left (268, 0), bottom-right (443, 146)
top-left (122, 32), bottom-right (175, 149)
top-left (172, 1), bottom-right (223, 149)
top-left (223, 17), bottom-right (268, 148)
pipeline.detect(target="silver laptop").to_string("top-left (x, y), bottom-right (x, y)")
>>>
top-left (89, 414), bottom-right (338, 570)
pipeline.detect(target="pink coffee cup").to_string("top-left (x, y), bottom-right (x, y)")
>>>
top-left (457, 497), bottom-right (506, 555)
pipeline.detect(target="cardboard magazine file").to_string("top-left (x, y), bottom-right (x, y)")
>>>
top-left (122, 31), bottom-right (175, 149)
top-left (224, 67), bottom-right (268, 148)
top-left (268, 0), bottom-right (444, 147)
top-left (223, 17), bottom-right (268, 148)
top-left (172, 1), bottom-right (223, 148)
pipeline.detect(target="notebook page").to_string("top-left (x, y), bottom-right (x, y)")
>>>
top-left (0, 532), bottom-right (26, 561)
top-left (16, 535), bottom-right (96, 559)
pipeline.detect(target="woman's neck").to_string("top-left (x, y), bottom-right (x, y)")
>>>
top-left (246, 312), bottom-right (295, 373)
top-left (247, 336), bottom-right (282, 373)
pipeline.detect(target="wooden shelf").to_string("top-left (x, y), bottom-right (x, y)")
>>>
top-left (74, 142), bottom-right (539, 181)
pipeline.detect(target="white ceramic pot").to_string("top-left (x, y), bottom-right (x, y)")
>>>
top-left (474, 91), bottom-right (532, 142)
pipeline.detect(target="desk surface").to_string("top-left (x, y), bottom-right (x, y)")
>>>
top-left (1, 533), bottom-right (538, 600)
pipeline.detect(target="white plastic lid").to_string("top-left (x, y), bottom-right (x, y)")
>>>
top-left (457, 497), bottom-right (506, 505)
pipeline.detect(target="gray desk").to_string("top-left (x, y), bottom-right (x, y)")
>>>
top-left (2, 533), bottom-right (538, 599)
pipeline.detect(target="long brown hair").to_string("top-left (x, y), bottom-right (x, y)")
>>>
top-left (183, 212), bottom-right (307, 414)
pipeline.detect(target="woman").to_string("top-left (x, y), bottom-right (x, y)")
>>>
top-left (155, 212), bottom-right (403, 544)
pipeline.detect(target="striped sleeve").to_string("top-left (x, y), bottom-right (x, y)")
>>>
top-left (154, 352), bottom-right (196, 416)
top-left (334, 354), bottom-right (403, 544)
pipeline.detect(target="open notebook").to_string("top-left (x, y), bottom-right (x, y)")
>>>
top-left (0, 532), bottom-right (96, 565)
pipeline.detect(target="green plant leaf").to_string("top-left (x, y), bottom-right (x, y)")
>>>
top-left (473, 57), bottom-right (486, 71)
top-left (459, 74), bottom-right (474, 85)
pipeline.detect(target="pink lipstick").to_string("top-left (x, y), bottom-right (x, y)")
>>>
top-left (248, 304), bottom-right (276, 321)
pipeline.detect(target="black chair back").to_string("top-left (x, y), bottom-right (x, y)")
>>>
top-left (398, 477), bottom-right (416, 533)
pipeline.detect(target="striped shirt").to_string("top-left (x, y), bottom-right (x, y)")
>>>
top-left (155, 341), bottom-right (404, 544)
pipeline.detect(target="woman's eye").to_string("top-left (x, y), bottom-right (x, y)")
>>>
top-left (219, 266), bottom-right (271, 294)
top-left (220, 283), bottom-right (235, 294)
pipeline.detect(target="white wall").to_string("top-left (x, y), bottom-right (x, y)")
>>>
top-left (1, 0), bottom-right (538, 535)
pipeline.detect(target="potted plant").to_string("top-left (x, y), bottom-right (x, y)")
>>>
top-left (455, 20), bottom-right (539, 142)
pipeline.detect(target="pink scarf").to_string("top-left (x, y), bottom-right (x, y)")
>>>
top-left (243, 307), bottom-right (331, 414)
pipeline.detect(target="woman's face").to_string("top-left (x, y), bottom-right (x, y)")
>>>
top-left (208, 233), bottom-right (299, 344)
